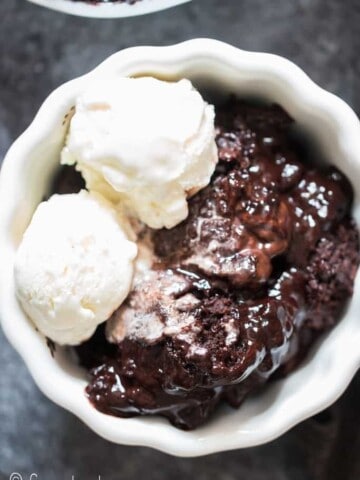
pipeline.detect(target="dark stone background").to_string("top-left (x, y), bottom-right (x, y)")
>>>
top-left (0, 1), bottom-right (359, 479)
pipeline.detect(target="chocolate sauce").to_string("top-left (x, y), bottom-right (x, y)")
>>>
top-left (53, 99), bottom-right (359, 430)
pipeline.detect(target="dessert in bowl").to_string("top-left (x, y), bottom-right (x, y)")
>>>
top-left (0, 40), bottom-right (360, 456)
top-left (26, 0), bottom-right (190, 18)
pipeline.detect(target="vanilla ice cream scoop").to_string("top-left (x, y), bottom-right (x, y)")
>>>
top-left (61, 77), bottom-right (218, 229)
top-left (14, 191), bottom-right (137, 345)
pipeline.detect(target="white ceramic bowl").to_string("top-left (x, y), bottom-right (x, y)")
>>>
top-left (1, 39), bottom-right (360, 457)
top-left (26, 0), bottom-right (190, 18)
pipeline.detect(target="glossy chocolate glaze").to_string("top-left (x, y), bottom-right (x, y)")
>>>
top-left (52, 99), bottom-right (359, 430)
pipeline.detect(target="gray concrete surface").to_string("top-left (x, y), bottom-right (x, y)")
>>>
top-left (0, 1), bottom-right (359, 479)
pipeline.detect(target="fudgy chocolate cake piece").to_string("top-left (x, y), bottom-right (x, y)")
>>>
top-left (53, 99), bottom-right (359, 430)
top-left (50, 165), bottom-right (84, 196)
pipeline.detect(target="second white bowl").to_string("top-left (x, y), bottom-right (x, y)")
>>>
top-left (26, 0), bottom-right (191, 18)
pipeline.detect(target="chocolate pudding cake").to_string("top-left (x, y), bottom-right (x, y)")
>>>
top-left (51, 99), bottom-right (360, 430)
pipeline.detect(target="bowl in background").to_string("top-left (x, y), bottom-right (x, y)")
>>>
top-left (26, 0), bottom-right (191, 18)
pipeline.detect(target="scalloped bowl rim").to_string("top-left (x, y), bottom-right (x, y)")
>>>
top-left (0, 39), bottom-right (360, 457)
